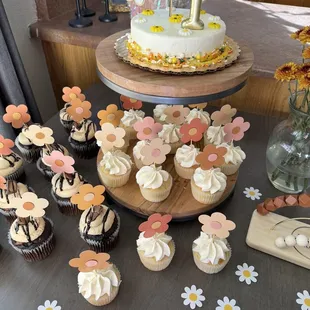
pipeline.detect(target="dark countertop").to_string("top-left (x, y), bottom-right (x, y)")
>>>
top-left (0, 84), bottom-right (309, 309)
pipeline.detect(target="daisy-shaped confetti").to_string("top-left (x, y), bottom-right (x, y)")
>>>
top-left (235, 263), bottom-right (258, 285)
top-left (224, 117), bottom-right (250, 142)
top-left (71, 184), bottom-right (105, 210)
top-left (165, 105), bottom-right (190, 125)
top-left (211, 105), bottom-right (237, 126)
top-left (3, 104), bottom-right (31, 129)
top-left (140, 138), bottom-right (171, 165)
top-left (134, 117), bottom-right (163, 141)
top-left (138, 213), bottom-right (172, 238)
top-left (42, 151), bottom-right (75, 174)
top-left (243, 187), bottom-right (262, 201)
top-left (0, 176), bottom-right (7, 190)
top-left (38, 300), bottom-right (61, 310)
top-left (216, 297), bottom-right (240, 310)
top-left (97, 104), bottom-right (124, 127)
top-left (181, 285), bottom-right (206, 309)
top-left (66, 98), bottom-right (92, 123)
top-left (296, 290), bottom-right (310, 310)
top-left (23, 125), bottom-right (55, 146)
top-left (62, 86), bottom-right (85, 102)
top-left (0, 135), bottom-right (14, 155)
top-left (120, 95), bottom-right (143, 110)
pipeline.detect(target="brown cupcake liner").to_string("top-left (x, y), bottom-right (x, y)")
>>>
top-left (51, 189), bottom-right (81, 216)
top-left (60, 118), bottom-right (74, 132)
top-left (36, 157), bottom-right (55, 180)
top-left (15, 137), bottom-right (41, 163)
top-left (68, 137), bottom-right (98, 159)
top-left (8, 217), bottom-right (55, 262)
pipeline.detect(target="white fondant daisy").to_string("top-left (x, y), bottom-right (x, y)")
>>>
top-left (38, 300), bottom-right (61, 310)
top-left (296, 290), bottom-right (310, 310)
top-left (181, 285), bottom-right (206, 309)
top-left (209, 15), bottom-right (221, 22)
top-left (178, 28), bottom-right (193, 37)
top-left (235, 263), bottom-right (258, 285)
top-left (135, 17), bottom-right (147, 24)
top-left (216, 297), bottom-right (241, 310)
top-left (243, 187), bottom-right (262, 200)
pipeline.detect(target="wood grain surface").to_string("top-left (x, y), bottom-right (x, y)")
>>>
top-left (96, 146), bottom-right (238, 220)
top-left (96, 30), bottom-right (254, 98)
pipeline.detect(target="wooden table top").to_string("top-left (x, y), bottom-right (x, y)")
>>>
top-left (1, 84), bottom-right (309, 309)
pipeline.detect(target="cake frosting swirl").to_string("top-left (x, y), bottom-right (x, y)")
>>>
top-left (193, 232), bottom-right (230, 264)
top-left (0, 153), bottom-right (23, 177)
top-left (193, 167), bottom-right (227, 193)
top-left (70, 119), bottom-right (97, 142)
top-left (186, 108), bottom-right (211, 125)
top-left (0, 181), bottom-right (29, 209)
top-left (137, 232), bottom-right (172, 261)
top-left (41, 143), bottom-right (69, 158)
top-left (220, 143), bottom-right (246, 165)
top-left (175, 144), bottom-right (200, 168)
top-left (51, 172), bottom-right (85, 198)
top-left (205, 126), bottom-right (225, 145)
top-left (133, 140), bottom-right (148, 160)
top-left (153, 105), bottom-right (171, 122)
top-left (158, 124), bottom-right (181, 143)
top-left (120, 109), bottom-right (145, 127)
top-left (59, 103), bottom-right (73, 122)
top-left (100, 150), bottom-right (132, 176)
top-left (17, 131), bottom-right (32, 146)
top-left (136, 165), bottom-right (169, 189)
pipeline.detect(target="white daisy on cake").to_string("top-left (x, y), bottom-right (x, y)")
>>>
top-left (181, 285), bottom-right (206, 309)
top-left (235, 263), bottom-right (258, 285)
top-left (296, 290), bottom-right (310, 310)
top-left (216, 297), bottom-right (240, 310)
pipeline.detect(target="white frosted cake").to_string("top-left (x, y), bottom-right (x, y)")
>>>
top-left (127, 8), bottom-right (232, 70)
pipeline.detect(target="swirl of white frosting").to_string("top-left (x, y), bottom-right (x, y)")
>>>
top-left (193, 167), bottom-right (227, 194)
top-left (133, 140), bottom-right (148, 160)
top-left (186, 108), bottom-right (211, 125)
top-left (78, 266), bottom-right (120, 300)
top-left (220, 143), bottom-right (246, 165)
top-left (17, 131), bottom-right (32, 146)
top-left (193, 231), bottom-right (229, 264)
top-left (0, 153), bottom-right (23, 176)
top-left (205, 126), bottom-right (225, 145)
top-left (71, 119), bottom-right (97, 142)
top-left (120, 109), bottom-right (145, 127)
top-left (0, 182), bottom-right (29, 209)
top-left (153, 105), bottom-right (170, 122)
top-left (51, 172), bottom-right (85, 198)
top-left (137, 232), bottom-right (172, 261)
top-left (175, 144), bottom-right (200, 168)
top-left (100, 150), bottom-right (132, 176)
top-left (136, 165), bottom-right (169, 189)
top-left (158, 124), bottom-right (180, 143)
top-left (178, 28), bottom-right (192, 36)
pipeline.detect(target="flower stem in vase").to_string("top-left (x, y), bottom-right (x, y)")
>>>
top-left (99, 0), bottom-right (117, 23)
top-left (69, 0), bottom-right (93, 28)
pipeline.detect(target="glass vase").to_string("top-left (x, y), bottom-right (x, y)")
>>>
top-left (266, 92), bottom-right (310, 193)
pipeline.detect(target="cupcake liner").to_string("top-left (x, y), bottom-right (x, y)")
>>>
top-left (15, 137), bottom-right (41, 163)
top-left (8, 217), bottom-right (55, 262)
top-left (191, 178), bottom-right (224, 204)
top-left (36, 157), bottom-right (55, 180)
top-left (221, 162), bottom-right (240, 176)
top-left (80, 212), bottom-right (120, 253)
top-left (133, 154), bottom-right (144, 170)
top-left (174, 156), bottom-right (196, 180)
top-left (51, 189), bottom-right (81, 216)
top-left (0, 208), bottom-right (16, 224)
top-left (60, 118), bottom-right (74, 132)
top-left (83, 266), bottom-right (121, 306)
top-left (98, 167), bottom-right (131, 187)
top-left (168, 140), bottom-right (183, 155)
top-left (120, 123), bottom-right (137, 140)
top-left (69, 137), bottom-right (99, 159)
top-left (193, 247), bottom-right (231, 274)
top-left (139, 176), bottom-right (172, 203)
top-left (4, 164), bottom-right (25, 182)
top-left (137, 240), bottom-right (175, 271)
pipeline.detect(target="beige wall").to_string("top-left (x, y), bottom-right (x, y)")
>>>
top-left (3, 0), bottom-right (57, 121)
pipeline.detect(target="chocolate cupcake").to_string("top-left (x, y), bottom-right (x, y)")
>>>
top-left (0, 152), bottom-right (24, 181)
top-left (79, 205), bottom-right (120, 253)
top-left (15, 130), bottom-right (41, 163)
top-left (59, 103), bottom-right (74, 132)
top-left (69, 119), bottom-right (98, 159)
top-left (37, 143), bottom-right (70, 179)
top-left (51, 171), bottom-right (86, 215)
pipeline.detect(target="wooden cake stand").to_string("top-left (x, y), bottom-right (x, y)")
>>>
top-left (95, 30), bottom-right (253, 220)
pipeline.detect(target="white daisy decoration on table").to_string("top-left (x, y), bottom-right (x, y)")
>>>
top-left (216, 296), bottom-right (241, 310)
top-left (296, 290), bottom-right (310, 310)
top-left (38, 300), bottom-right (61, 310)
top-left (243, 187), bottom-right (262, 201)
top-left (235, 263), bottom-right (258, 285)
top-left (181, 285), bottom-right (206, 309)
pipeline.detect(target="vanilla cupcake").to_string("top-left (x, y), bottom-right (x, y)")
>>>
top-left (15, 130), bottom-right (41, 163)
top-left (133, 140), bottom-right (149, 169)
top-left (120, 109), bottom-right (145, 140)
top-left (185, 108), bottom-right (211, 125)
top-left (0, 152), bottom-right (24, 181)
top-left (153, 104), bottom-right (171, 124)
top-left (136, 165), bottom-right (172, 202)
top-left (98, 150), bottom-right (132, 187)
top-left (204, 126), bottom-right (225, 146)
top-left (220, 143), bottom-right (246, 175)
top-left (191, 167), bottom-right (227, 204)
top-left (193, 232), bottom-right (231, 274)
top-left (158, 123), bottom-right (182, 154)
top-left (174, 144), bottom-right (200, 179)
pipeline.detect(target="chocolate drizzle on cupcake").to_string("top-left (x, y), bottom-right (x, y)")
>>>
top-left (14, 218), bottom-right (39, 243)
top-left (41, 143), bottom-right (66, 156)
top-left (53, 172), bottom-right (83, 192)
top-left (2, 153), bottom-right (21, 167)
top-left (0, 180), bottom-right (23, 204)
top-left (71, 119), bottom-right (96, 142)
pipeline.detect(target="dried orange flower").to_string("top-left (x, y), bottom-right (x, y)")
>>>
top-left (302, 46), bottom-right (310, 59)
top-left (296, 63), bottom-right (310, 78)
top-left (299, 26), bottom-right (310, 44)
top-left (274, 62), bottom-right (298, 82)
top-left (298, 72), bottom-right (310, 90)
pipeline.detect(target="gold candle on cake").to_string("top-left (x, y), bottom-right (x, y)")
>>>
top-left (181, 0), bottom-right (204, 30)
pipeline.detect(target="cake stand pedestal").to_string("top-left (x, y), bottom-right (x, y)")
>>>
top-left (95, 30), bottom-right (254, 220)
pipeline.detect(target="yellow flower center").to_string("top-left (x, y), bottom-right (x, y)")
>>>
top-left (142, 9), bottom-right (154, 16)
top-left (305, 299), bottom-right (310, 306)
top-left (189, 293), bottom-right (198, 301)
top-left (200, 9), bottom-right (206, 14)
top-left (35, 132), bottom-right (45, 139)
top-left (12, 112), bottom-right (21, 120)
top-left (249, 191), bottom-right (255, 196)
top-left (23, 202), bottom-right (35, 211)
top-left (46, 308), bottom-right (53, 310)
top-left (55, 159), bottom-right (64, 167)
top-left (243, 270), bottom-right (251, 278)
top-left (189, 128), bottom-right (198, 136)
top-left (69, 93), bottom-right (77, 100)
top-left (150, 25), bottom-right (164, 33)
top-left (208, 22), bottom-right (221, 29)
top-left (129, 98), bottom-right (137, 103)
top-left (0, 142), bottom-right (3, 149)
top-left (224, 305), bottom-right (233, 310)
top-left (151, 221), bottom-right (162, 229)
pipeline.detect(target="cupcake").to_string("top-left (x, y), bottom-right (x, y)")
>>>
top-left (133, 140), bottom-right (149, 169)
top-left (69, 119), bottom-right (98, 159)
top-left (120, 109), bottom-right (145, 140)
top-left (219, 142), bottom-right (246, 175)
top-left (191, 168), bottom-right (227, 204)
top-left (204, 125), bottom-right (225, 146)
top-left (0, 151), bottom-right (24, 181)
top-left (15, 130), bottom-right (41, 163)
top-left (174, 144), bottom-right (200, 179)
top-left (0, 177), bottom-right (32, 223)
top-left (59, 103), bottom-right (74, 132)
top-left (37, 143), bottom-right (70, 179)
top-left (153, 104), bottom-right (171, 124)
top-left (158, 123), bottom-right (183, 154)
top-left (69, 250), bottom-right (121, 306)
top-left (137, 213), bottom-right (175, 271)
top-left (185, 108), bottom-right (211, 125)
top-left (193, 212), bottom-right (236, 274)
top-left (8, 192), bottom-right (55, 262)
top-left (136, 165), bottom-right (172, 203)
top-left (98, 150), bottom-right (132, 187)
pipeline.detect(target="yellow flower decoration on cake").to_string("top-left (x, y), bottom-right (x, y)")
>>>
top-left (142, 9), bottom-right (154, 16)
top-left (150, 25), bottom-right (164, 33)
top-left (208, 22), bottom-right (221, 29)
top-left (169, 15), bottom-right (182, 23)
top-left (274, 62), bottom-right (298, 82)
top-left (200, 9), bottom-right (206, 14)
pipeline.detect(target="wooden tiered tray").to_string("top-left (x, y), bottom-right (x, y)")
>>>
top-left (97, 142), bottom-right (238, 221)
